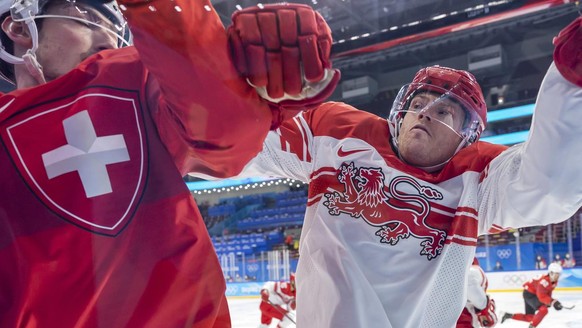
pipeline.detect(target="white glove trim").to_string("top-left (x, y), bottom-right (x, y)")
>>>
top-left (250, 68), bottom-right (336, 103)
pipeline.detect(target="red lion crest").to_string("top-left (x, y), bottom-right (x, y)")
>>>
top-left (323, 162), bottom-right (446, 260)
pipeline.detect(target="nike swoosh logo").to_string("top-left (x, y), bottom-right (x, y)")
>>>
top-left (0, 98), bottom-right (15, 115)
top-left (337, 146), bottom-right (369, 157)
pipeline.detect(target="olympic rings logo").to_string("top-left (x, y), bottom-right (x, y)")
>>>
top-left (503, 274), bottom-right (527, 285)
top-left (247, 264), bottom-right (259, 272)
top-left (225, 285), bottom-right (239, 295)
top-left (497, 249), bottom-right (512, 259)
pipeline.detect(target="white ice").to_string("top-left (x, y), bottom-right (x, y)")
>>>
top-left (228, 291), bottom-right (582, 328)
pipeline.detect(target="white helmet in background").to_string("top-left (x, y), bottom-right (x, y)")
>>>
top-left (0, 0), bottom-right (129, 84)
top-left (548, 262), bottom-right (562, 283)
top-left (548, 262), bottom-right (563, 275)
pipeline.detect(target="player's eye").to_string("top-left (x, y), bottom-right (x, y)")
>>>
top-left (410, 100), bottom-right (427, 111)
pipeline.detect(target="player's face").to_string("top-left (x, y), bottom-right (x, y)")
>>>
top-left (36, 2), bottom-right (119, 81)
top-left (397, 93), bottom-right (465, 170)
top-left (549, 272), bottom-right (560, 282)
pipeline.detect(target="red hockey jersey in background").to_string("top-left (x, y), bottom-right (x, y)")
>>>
top-left (524, 274), bottom-right (558, 306)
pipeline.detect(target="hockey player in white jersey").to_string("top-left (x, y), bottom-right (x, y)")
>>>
top-left (224, 7), bottom-right (582, 328)
top-left (456, 258), bottom-right (498, 327)
top-left (258, 274), bottom-right (296, 328)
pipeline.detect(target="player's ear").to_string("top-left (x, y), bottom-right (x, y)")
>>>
top-left (1, 16), bottom-right (33, 47)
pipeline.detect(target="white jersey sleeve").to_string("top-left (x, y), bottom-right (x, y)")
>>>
top-left (238, 111), bottom-right (320, 182)
top-left (478, 63), bottom-right (582, 233)
top-left (466, 265), bottom-right (488, 310)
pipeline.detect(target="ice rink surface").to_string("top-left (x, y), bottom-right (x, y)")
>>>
top-left (228, 290), bottom-right (582, 328)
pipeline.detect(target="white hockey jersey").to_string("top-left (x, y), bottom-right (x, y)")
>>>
top-left (238, 63), bottom-right (582, 327)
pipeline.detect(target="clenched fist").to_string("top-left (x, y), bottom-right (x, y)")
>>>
top-left (228, 3), bottom-right (340, 127)
top-left (554, 16), bottom-right (582, 87)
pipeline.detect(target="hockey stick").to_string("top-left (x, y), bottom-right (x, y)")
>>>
top-left (264, 299), bottom-right (297, 325)
top-left (562, 304), bottom-right (576, 310)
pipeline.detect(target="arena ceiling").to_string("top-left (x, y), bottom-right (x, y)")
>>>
top-left (212, 0), bottom-right (521, 41)
top-left (0, 1), bottom-right (577, 97)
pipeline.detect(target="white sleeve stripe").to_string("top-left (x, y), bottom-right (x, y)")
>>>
top-left (311, 170), bottom-right (337, 180)
top-left (447, 234), bottom-right (478, 243)
top-left (455, 210), bottom-right (478, 220)
top-left (296, 114), bottom-right (315, 162)
top-left (275, 128), bottom-right (287, 152)
top-left (432, 207), bottom-right (455, 218)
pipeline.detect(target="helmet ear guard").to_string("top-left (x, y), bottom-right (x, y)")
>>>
top-left (463, 119), bottom-right (480, 145)
top-left (10, 0), bottom-right (40, 20)
top-left (0, 0), bottom-right (43, 83)
top-left (0, 0), bottom-right (130, 84)
top-left (0, 0), bottom-right (41, 66)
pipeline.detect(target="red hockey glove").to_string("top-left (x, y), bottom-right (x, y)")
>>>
top-left (228, 3), bottom-right (340, 128)
top-left (260, 289), bottom-right (270, 302)
top-left (553, 16), bottom-right (582, 87)
top-left (477, 296), bottom-right (498, 327)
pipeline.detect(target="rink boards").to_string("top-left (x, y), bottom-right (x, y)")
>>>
top-left (226, 268), bottom-right (582, 297)
top-left (487, 268), bottom-right (582, 292)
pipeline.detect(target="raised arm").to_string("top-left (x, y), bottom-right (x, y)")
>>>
top-left (479, 17), bottom-right (582, 230)
top-left (116, 0), bottom-right (272, 177)
top-left (187, 3), bottom-right (339, 181)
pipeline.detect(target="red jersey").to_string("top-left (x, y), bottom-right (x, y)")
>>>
top-left (262, 281), bottom-right (296, 307)
top-left (0, 0), bottom-right (270, 327)
top-left (523, 274), bottom-right (558, 306)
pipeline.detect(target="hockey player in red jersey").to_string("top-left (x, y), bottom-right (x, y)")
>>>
top-left (500, 263), bottom-right (564, 327)
top-left (224, 7), bottom-right (582, 328)
top-left (456, 258), bottom-right (498, 328)
top-left (0, 0), bottom-right (336, 327)
top-left (258, 273), bottom-right (297, 328)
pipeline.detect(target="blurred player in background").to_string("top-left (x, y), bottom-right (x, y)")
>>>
top-left (500, 263), bottom-right (564, 327)
top-left (258, 273), bottom-right (297, 328)
top-left (456, 258), bottom-right (498, 328)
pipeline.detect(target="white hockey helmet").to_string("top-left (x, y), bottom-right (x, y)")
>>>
top-left (0, 0), bottom-right (129, 83)
top-left (548, 262), bottom-right (563, 274)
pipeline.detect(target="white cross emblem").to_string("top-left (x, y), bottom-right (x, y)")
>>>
top-left (42, 110), bottom-right (130, 198)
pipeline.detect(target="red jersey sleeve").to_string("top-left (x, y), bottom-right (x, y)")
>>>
top-left (279, 282), bottom-right (296, 298)
top-left (535, 275), bottom-right (555, 305)
top-left (117, 0), bottom-right (272, 177)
